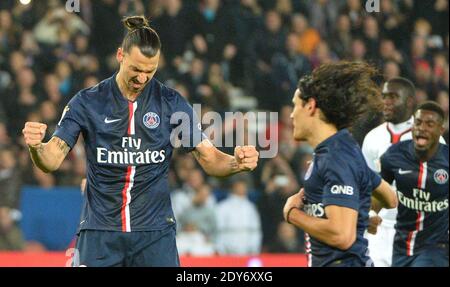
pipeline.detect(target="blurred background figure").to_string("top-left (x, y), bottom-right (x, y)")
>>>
top-left (0, 146), bottom-right (24, 250)
top-left (216, 179), bottom-right (262, 255)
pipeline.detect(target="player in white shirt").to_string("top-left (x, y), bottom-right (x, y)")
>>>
top-left (362, 77), bottom-right (416, 267)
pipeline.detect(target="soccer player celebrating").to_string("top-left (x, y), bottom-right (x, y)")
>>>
top-left (380, 102), bottom-right (448, 267)
top-left (283, 62), bottom-right (398, 267)
top-left (362, 77), bottom-right (417, 267)
top-left (22, 16), bottom-right (259, 267)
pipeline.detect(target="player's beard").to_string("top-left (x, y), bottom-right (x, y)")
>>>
top-left (129, 78), bottom-right (146, 92)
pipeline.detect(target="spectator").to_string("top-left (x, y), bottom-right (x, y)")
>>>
top-left (153, 0), bottom-right (192, 69)
top-left (247, 10), bottom-right (286, 109)
top-left (176, 222), bottom-right (216, 256)
top-left (362, 16), bottom-right (381, 60)
top-left (191, 0), bottom-right (237, 64)
top-left (340, 0), bottom-right (365, 32)
top-left (272, 33), bottom-right (312, 106)
top-left (216, 179), bottom-right (262, 255)
top-left (329, 14), bottom-right (353, 59)
top-left (178, 184), bottom-right (217, 240)
top-left (384, 60), bottom-right (402, 81)
top-left (259, 155), bottom-right (299, 250)
top-left (308, 0), bottom-right (339, 38)
top-left (171, 168), bottom-right (216, 224)
top-left (291, 14), bottom-right (321, 57)
top-left (268, 221), bottom-right (304, 253)
top-left (350, 38), bottom-right (367, 62)
top-left (0, 147), bottom-right (24, 250)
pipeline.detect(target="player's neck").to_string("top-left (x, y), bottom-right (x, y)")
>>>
top-left (389, 115), bottom-right (413, 130)
top-left (415, 143), bottom-right (440, 162)
top-left (308, 122), bottom-right (338, 148)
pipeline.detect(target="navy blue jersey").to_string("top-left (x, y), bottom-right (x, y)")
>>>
top-left (380, 141), bottom-right (449, 256)
top-left (53, 74), bottom-right (205, 232)
top-left (303, 129), bottom-right (381, 267)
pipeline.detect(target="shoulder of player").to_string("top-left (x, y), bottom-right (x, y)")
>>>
top-left (363, 122), bottom-right (389, 142)
top-left (383, 140), bottom-right (412, 159)
top-left (72, 78), bottom-right (109, 101)
top-left (152, 79), bottom-right (182, 101)
top-left (440, 143), bottom-right (449, 156)
top-left (318, 141), bottom-right (362, 171)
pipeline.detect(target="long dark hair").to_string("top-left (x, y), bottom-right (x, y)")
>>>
top-left (298, 61), bottom-right (383, 130)
top-left (121, 15), bottom-right (161, 58)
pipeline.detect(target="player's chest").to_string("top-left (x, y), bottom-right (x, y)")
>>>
top-left (303, 157), bottom-right (325, 205)
top-left (86, 101), bottom-right (172, 149)
top-left (394, 160), bottom-right (449, 201)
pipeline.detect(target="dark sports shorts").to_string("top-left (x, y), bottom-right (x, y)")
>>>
top-left (325, 256), bottom-right (374, 267)
top-left (392, 244), bottom-right (449, 267)
top-left (72, 225), bottom-right (179, 267)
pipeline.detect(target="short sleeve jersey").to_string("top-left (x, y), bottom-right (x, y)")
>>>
top-left (54, 74), bottom-right (205, 232)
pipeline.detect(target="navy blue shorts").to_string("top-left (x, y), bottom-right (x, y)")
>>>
top-left (72, 225), bottom-right (179, 267)
top-left (325, 256), bottom-right (374, 267)
top-left (392, 244), bottom-right (449, 267)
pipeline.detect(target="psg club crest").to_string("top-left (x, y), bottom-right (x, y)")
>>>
top-left (143, 112), bottom-right (160, 129)
top-left (434, 169), bottom-right (448, 184)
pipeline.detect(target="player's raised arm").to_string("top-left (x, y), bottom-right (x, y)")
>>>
top-left (192, 139), bottom-right (259, 177)
top-left (22, 122), bottom-right (70, 173)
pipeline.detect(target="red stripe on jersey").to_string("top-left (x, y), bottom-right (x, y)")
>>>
top-left (415, 211), bottom-right (422, 230)
top-left (417, 162), bottom-right (424, 188)
top-left (121, 102), bottom-right (136, 232)
top-left (127, 102), bottom-right (134, 135)
top-left (406, 231), bottom-right (414, 256)
top-left (406, 162), bottom-right (427, 256)
top-left (121, 166), bottom-right (132, 232)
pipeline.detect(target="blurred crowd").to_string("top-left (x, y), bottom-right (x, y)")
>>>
top-left (0, 0), bottom-right (448, 254)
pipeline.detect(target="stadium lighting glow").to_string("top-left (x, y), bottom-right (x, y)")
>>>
top-left (19, 0), bottom-right (32, 5)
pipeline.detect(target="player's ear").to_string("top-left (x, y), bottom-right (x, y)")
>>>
top-left (307, 97), bottom-right (317, 116)
top-left (439, 124), bottom-right (445, 136)
top-left (117, 48), bottom-right (124, 63)
top-left (406, 96), bottom-right (415, 112)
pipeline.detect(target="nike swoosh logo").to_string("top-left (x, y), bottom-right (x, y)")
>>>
top-left (398, 169), bottom-right (413, 175)
top-left (104, 118), bottom-right (121, 124)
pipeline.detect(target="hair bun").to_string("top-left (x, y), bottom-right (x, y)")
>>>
top-left (122, 16), bottom-right (150, 31)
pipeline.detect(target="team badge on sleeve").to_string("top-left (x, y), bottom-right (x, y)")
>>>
top-left (143, 112), bottom-right (160, 129)
top-left (434, 169), bottom-right (448, 184)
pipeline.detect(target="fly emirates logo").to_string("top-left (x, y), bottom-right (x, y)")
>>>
top-left (97, 137), bottom-right (166, 165)
top-left (398, 189), bottom-right (448, 213)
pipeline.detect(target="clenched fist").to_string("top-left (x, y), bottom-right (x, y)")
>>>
top-left (367, 214), bottom-right (383, 235)
top-left (234, 145), bottom-right (259, 172)
top-left (23, 122), bottom-right (47, 148)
